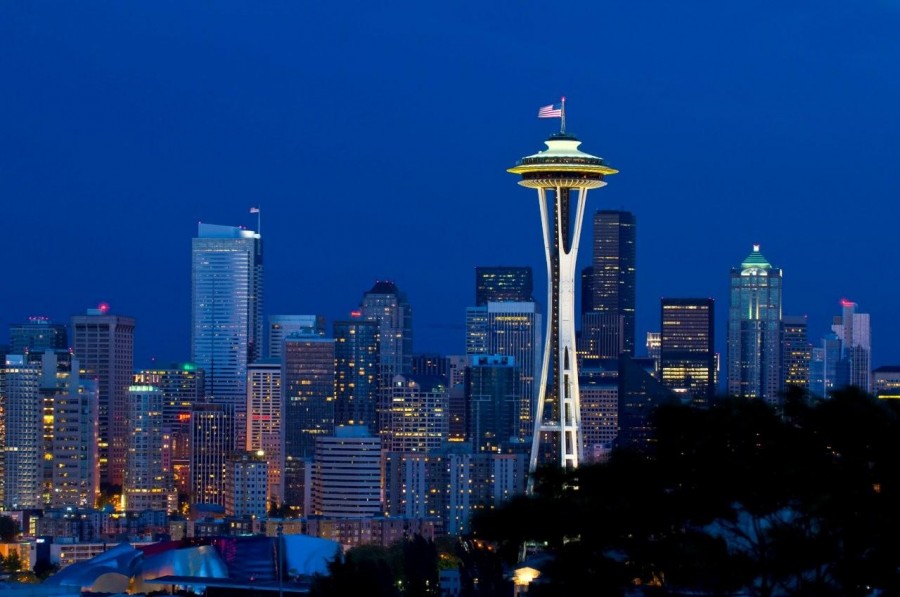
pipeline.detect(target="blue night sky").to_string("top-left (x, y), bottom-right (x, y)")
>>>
top-left (2, 1), bottom-right (899, 373)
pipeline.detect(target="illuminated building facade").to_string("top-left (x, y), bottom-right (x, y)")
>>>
top-left (246, 359), bottom-right (283, 505)
top-left (190, 403), bottom-right (232, 506)
top-left (0, 355), bottom-right (42, 509)
top-left (9, 317), bottom-right (68, 355)
top-left (475, 266), bottom-right (534, 305)
top-left (333, 319), bottom-right (380, 432)
top-left (465, 302), bottom-right (541, 442)
top-left (124, 385), bottom-right (177, 512)
top-left (383, 374), bottom-right (448, 453)
top-left (660, 298), bottom-right (715, 407)
top-left (312, 425), bottom-right (382, 518)
top-left (831, 299), bottom-right (872, 394)
top-left (727, 245), bottom-right (782, 405)
top-left (225, 451), bottom-right (269, 518)
top-left (584, 210), bottom-right (636, 358)
top-left (268, 314), bottom-right (325, 360)
top-left (359, 280), bottom-right (413, 382)
top-left (72, 308), bottom-right (135, 487)
top-left (191, 222), bottom-right (263, 453)
top-left (780, 315), bottom-right (811, 393)
top-left (467, 355), bottom-right (519, 453)
top-left (873, 366), bottom-right (900, 400)
top-left (283, 334), bottom-right (335, 510)
top-left (508, 131), bottom-right (617, 473)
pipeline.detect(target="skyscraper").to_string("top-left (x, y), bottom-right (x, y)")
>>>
top-left (360, 281), bottom-right (413, 380)
top-left (191, 222), bottom-right (263, 452)
top-left (660, 298), bottom-right (715, 407)
top-left (246, 358), bottom-right (283, 505)
top-left (589, 210), bottom-right (636, 355)
top-left (0, 355), bottom-right (42, 509)
top-left (383, 374), bottom-right (448, 453)
top-left (9, 317), bottom-right (68, 355)
top-left (831, 299), bottom-right (872, 394)
top-left (312, 425), bottom-right (382, 518)
top-left (124, 384), bottom-right (177, 512)
top-left (268, 314), bottom-right (325, 360)
top-left (282, 334), bottom-right (335, 511)
top-left (508, 128), bottom-right (617, 473)
top-left (72, 306), bottom-right (135, 487)
top-left (465, 302), bottom-right (541, 443)
top-left (780, 315), bottom-right (811, 394)
top-left (333, 318), bottom-right (380, 431)
top-left (190, 403), bottom-right (232, 507)
top-left (467, 354), bottom-right (519, 453)
top-left (727, 245), bottom-right (782, 405)
top-left (475, 266), bottom-right (534, 305)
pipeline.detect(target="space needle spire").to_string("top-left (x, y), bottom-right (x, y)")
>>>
top-left (508, 107), bottom-right (618, 485)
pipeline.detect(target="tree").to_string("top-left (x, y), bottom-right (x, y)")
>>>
top-left (5, 551), bottom-right (22, 574)
top-left (0, 516), bottom-right (19, 543)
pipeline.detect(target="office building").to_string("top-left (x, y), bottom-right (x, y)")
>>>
top-left (268, 315), bottom-right (325, 360)
top-left (810, 333), bottom-right (842, 399)
top-left (246, 359), bottom-right (283, 505)
top-left (283, 334), bottom-right (335, 510)
top-left (873, 366), bottom-right (900, 400)
top-left (727, 245), bottom-right (782, 405)
top-left (190, 403), bottom-right (233, 507)
top-left (224, 451), bottom-right (269, 518)
top-left (133, 363), bottom-right (204, 494)
top-left (359, 280), bottom-right (413, 381)
top-left (781, 315), bottom-right (811, 394)
top-left (475, 266), bottom-right (533, 305)
top-left (588, 210), bottom-right (636, 356)
top-left (311, 425), bottom-right (382, 518)
top-left (831, 299), bottom-right (872, 394)
top-left (616, 355), bottom-right (678, 455)
top-left (660, 298), bottom-right (715, 407)
top-left (191, 222), bottom-right (263, 453)
top-left (467, 355), bottom-right (519, 453)
top-left (383, 374), bottom-right (449, 453)
top-left (465, 302), bottom-right (541, 443)
top-left (333, 319), bottom-right (379, 432)
top-left (124, 385), bottom-right (177, 512)
top-left (579, 364), bottom-right (619, 462)
top-left (72, 306), bottom-right (135, 487)
top-left (9, 317), bottom-right (68, 355)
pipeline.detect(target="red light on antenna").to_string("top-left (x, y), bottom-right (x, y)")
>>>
top-left (840, 298), bottom-right (855, 308)
top-left (98, 302), bottom-right (110, 314)
top-left (350, 310), bottom-right (362, 318)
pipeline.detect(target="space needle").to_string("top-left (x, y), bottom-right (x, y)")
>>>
top-left (508, 99), bottom-right (618, 479)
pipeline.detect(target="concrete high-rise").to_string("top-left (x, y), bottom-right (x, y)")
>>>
top-left (224, 451), bottom-right (269, 518)
top-left (660, 298), bottom-right (715, 407)
top-left (246, 359), bottom-right (283, 505)
top-left (475, 266), bottom-right (534, 305)
top-left (311, 425), bottom-right (382, 518)
top-left (191, 222), bottom-right (263, 453)
top-left (586, 210), bottom-right (636, 357)
top-left (727, 245), bottom-right (782, 405)
top-left (0, 355), bottom-right (42, 509)
top-left (124, 384), bottom-right (177, 512)
top-left (190, 403), bottom-right (233, 507)
top-left (508, 128), bottom-right (617, 473)
top-left (383, 374), bottom-right (449, 453)
top-left (72, 306), bottom-right (135, 487)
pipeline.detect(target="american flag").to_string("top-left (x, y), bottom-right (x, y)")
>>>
top-left (249, 207), bottom-right (260, 214)
top-left (538, 103), bottom-right (563, 118)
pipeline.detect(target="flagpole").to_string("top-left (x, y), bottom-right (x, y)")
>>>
top-left (560, 96), bottom-right (566, 135)
top-left (257, 207), bottom-right (261, 236)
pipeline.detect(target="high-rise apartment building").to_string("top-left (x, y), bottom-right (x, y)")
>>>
top-left (283, 334), bottom-right (335, 510)
top-left (124, 385), bottom-right (177, 512)
top-left (333, 319), bottom-right (379, 432)
top-left (727, 245), bottom-right (782, 405)
top-left (383, 374), bottom-right (449, 453)
top-left (660, 298), bottom-right (715, 407)
top-left (588, 210), bottom-right (636, 356)
top-left (474, 266), bottom-right (534, 305)
top-left (191, 222), bottom-right (263, 452)
top-left (0, 355), bottom-right (42, 509)
top-left (831, 299), bottom-right (872, 394)
top-left (224, 451), bottom-right (269, 518)
top-left (268, 315), bottom-right (325, 360)
top-left (49, 367), bottom-right (99, 509)
top-left (781, 315), bottom-right (811, 394)
top-left (72, 306), bottom-right (135, 487)
top-left (465, 302), bottom-right (541, 442)
top-left (246, 359), bottom-right (283, 505)
top-left (9, 317), bottom-right (68, 355)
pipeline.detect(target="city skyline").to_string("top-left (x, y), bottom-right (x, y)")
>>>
top-left (3, 1), bottom-right (900, 373)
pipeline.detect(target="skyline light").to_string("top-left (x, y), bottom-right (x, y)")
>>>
top-left (3, 1), bottom-right (900, 374)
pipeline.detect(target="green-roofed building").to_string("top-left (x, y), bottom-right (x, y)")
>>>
top-left (727, 244), bottom-right (783, 405)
